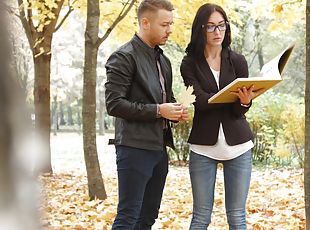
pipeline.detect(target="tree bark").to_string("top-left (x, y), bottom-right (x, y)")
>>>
top-left (305, 0), bottom-right (310, 228)
top-left (52, 95), bottom-right (58, 136)
top-left (83, 0), bottom-right (107, 200)
top-left (33, 49), bottom-right (52, 172)
top-left (98, 90), bottom-right (105, 135)
top-left (304, 0), bottom-right (310, 226)
top-left (0, 7), bottom-right (40, 228)
top-left (82, 0), bottom-right (136, 200)
top-left (257, 44), bottom-right (264, 70)
top-left (17, 0), bottom-right (72, 173)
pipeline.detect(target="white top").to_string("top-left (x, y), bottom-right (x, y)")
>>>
top-left (190, 67), bottom-right (253, 160)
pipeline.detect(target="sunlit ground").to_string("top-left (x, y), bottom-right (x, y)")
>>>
top-left (40, 133), bottom-right (305, 230)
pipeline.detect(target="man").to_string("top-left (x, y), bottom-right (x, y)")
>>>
top-left (105, 0), bottom-right (188, 229)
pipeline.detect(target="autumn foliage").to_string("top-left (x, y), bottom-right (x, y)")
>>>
top-left (40, 167), bottom-right (305, 229)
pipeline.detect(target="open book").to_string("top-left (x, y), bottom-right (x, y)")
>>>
top-left (208, 44), bottom-right (295, 104)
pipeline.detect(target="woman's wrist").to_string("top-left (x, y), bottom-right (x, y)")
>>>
top-left (240, 101), bottom-right (251, 107)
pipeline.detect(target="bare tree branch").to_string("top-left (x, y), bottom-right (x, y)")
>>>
top-left (249, 53), bottom-right (258, 68)
top-left (282, 0), bottom-right (303, 5)
top-left (97, 0), bottom-right (137, 47)
top-left (54, 0), bottom-right (77, 32)
top-left (17, 0), bottom-right (36, 53)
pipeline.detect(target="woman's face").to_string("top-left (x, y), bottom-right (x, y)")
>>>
top-left (205, 11), bottom-right (226, 48)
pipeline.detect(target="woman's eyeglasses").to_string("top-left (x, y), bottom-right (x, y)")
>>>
top-left (202, 22), bottom-right (227, 33)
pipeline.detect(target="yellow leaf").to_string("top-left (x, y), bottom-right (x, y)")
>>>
top-left (273, 4), bottom-right (283, 14)
top-left (177, 86), bottom-right (195, 107)
top-left (37, 24), bottom-right (44, 32)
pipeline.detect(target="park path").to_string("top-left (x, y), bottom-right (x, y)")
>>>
top-left (51, 132), bottom-right (117, 174)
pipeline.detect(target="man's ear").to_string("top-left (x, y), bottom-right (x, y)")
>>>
top-left (140, 17), bottom-right (150, 30)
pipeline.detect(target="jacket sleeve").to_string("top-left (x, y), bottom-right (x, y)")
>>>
top-left (231, 54), bottom-right (252, 117)
top-left (105, 51), bottom-right (157, 120)
top-left (180, 56), bottom-right (228, 111)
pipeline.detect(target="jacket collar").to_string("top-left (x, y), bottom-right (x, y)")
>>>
top-left (197, 48), bottom-right (233, 91)
top-left (133, 34), bottom-right (163, 60)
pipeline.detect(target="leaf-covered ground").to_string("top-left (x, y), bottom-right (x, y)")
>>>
top-left (41, 133), bottom-right (305, 229)
top-left (40, 167), bottom-right (304, 229)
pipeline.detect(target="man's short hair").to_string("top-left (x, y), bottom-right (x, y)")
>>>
top-left (137, 0), bottom-right (174, 22)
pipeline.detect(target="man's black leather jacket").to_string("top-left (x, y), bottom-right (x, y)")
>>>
top-left (105, 34), bottom-right (176, 150)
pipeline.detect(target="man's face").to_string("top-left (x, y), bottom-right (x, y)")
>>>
top-left (146, 9), bottom-right (173, 47)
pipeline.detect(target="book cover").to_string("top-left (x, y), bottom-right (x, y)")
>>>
top-left (208, 44), bottom-right (295, 104)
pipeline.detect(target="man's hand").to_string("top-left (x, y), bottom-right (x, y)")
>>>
top-left (179, 105), bottom-right (189, 121)
top-left (159, 103), bottom-right (183, 121)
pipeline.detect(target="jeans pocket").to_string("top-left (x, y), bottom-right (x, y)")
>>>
top-left (116, 146), bottom-right (129, 164)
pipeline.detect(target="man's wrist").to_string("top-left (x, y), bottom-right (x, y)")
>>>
top-left (156, 104), bottom-right (162, 118)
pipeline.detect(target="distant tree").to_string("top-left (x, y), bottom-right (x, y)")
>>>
top-left (17, 0), bottom-right (76, 173)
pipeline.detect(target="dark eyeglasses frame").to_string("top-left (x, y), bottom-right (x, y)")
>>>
top-left (202, 22), bottom-right (228, 33)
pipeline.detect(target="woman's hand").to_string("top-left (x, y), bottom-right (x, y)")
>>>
top-left (230, 85), bottom-right (265, 105)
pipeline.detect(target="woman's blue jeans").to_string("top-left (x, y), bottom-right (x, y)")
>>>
top-left (189, 150), bottom-right (252, 230)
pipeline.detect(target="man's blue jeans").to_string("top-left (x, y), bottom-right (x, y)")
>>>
top-left (112, 145), bottom-right (168, 230)
top-left (189, 150), bottom-right (252, 230)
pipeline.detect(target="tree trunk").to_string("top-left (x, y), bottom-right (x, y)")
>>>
top-left (11, 41), bottom-right (29, 98)
top-left (98, 90), bottom-right (105, 135)
top-left (83, 0), bottom-right (107, 200)
top-left (67, 105), bottom-right (74, 125)
top-left (82, 0), bottom-right (136, 200)
top-left (17, 0), bottom-right (69, 174)
top-left (59, 101), bottom-right (66, 125)
top-left (77, 109), bottom-right (82, 131)
top-left (34, 52), bottom-right (52, 173)
top-left (257, 44), bottom-right (264, 70)
top-left (254, 20), bottom-right (264, 69)
top-left (52, 95), bottom-right (58, 136)
top-left (305, 0), bottom-right (310, 227)
top-left (0, 9), bottom-right (40, 228)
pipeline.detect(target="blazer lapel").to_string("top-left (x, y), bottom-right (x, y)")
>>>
top-left (196, 57), bottom-right (219, 93)
top-left (219, 49), bottom-right (237, 89)
top-left (195, 48), bottom-right (238, 92)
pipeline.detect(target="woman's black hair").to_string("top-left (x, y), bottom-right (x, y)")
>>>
top-left (185, 3), bottom-right (231, 60)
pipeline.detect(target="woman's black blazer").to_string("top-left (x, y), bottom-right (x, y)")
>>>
top-left (180, 48), bottom-right (253, 146)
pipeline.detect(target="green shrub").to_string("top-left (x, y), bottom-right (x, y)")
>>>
top-left (168, 108), bottom-right (193, 164)
top-left (247, 91), bottom-right (304, 167)
top-left (168, 120), bottom-right (192, 164)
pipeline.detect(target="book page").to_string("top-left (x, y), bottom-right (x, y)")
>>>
top-left (253, 44), bottom-right (295, 80)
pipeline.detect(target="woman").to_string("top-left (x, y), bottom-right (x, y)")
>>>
top-left (181, 3), bottom-right (263, 229)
